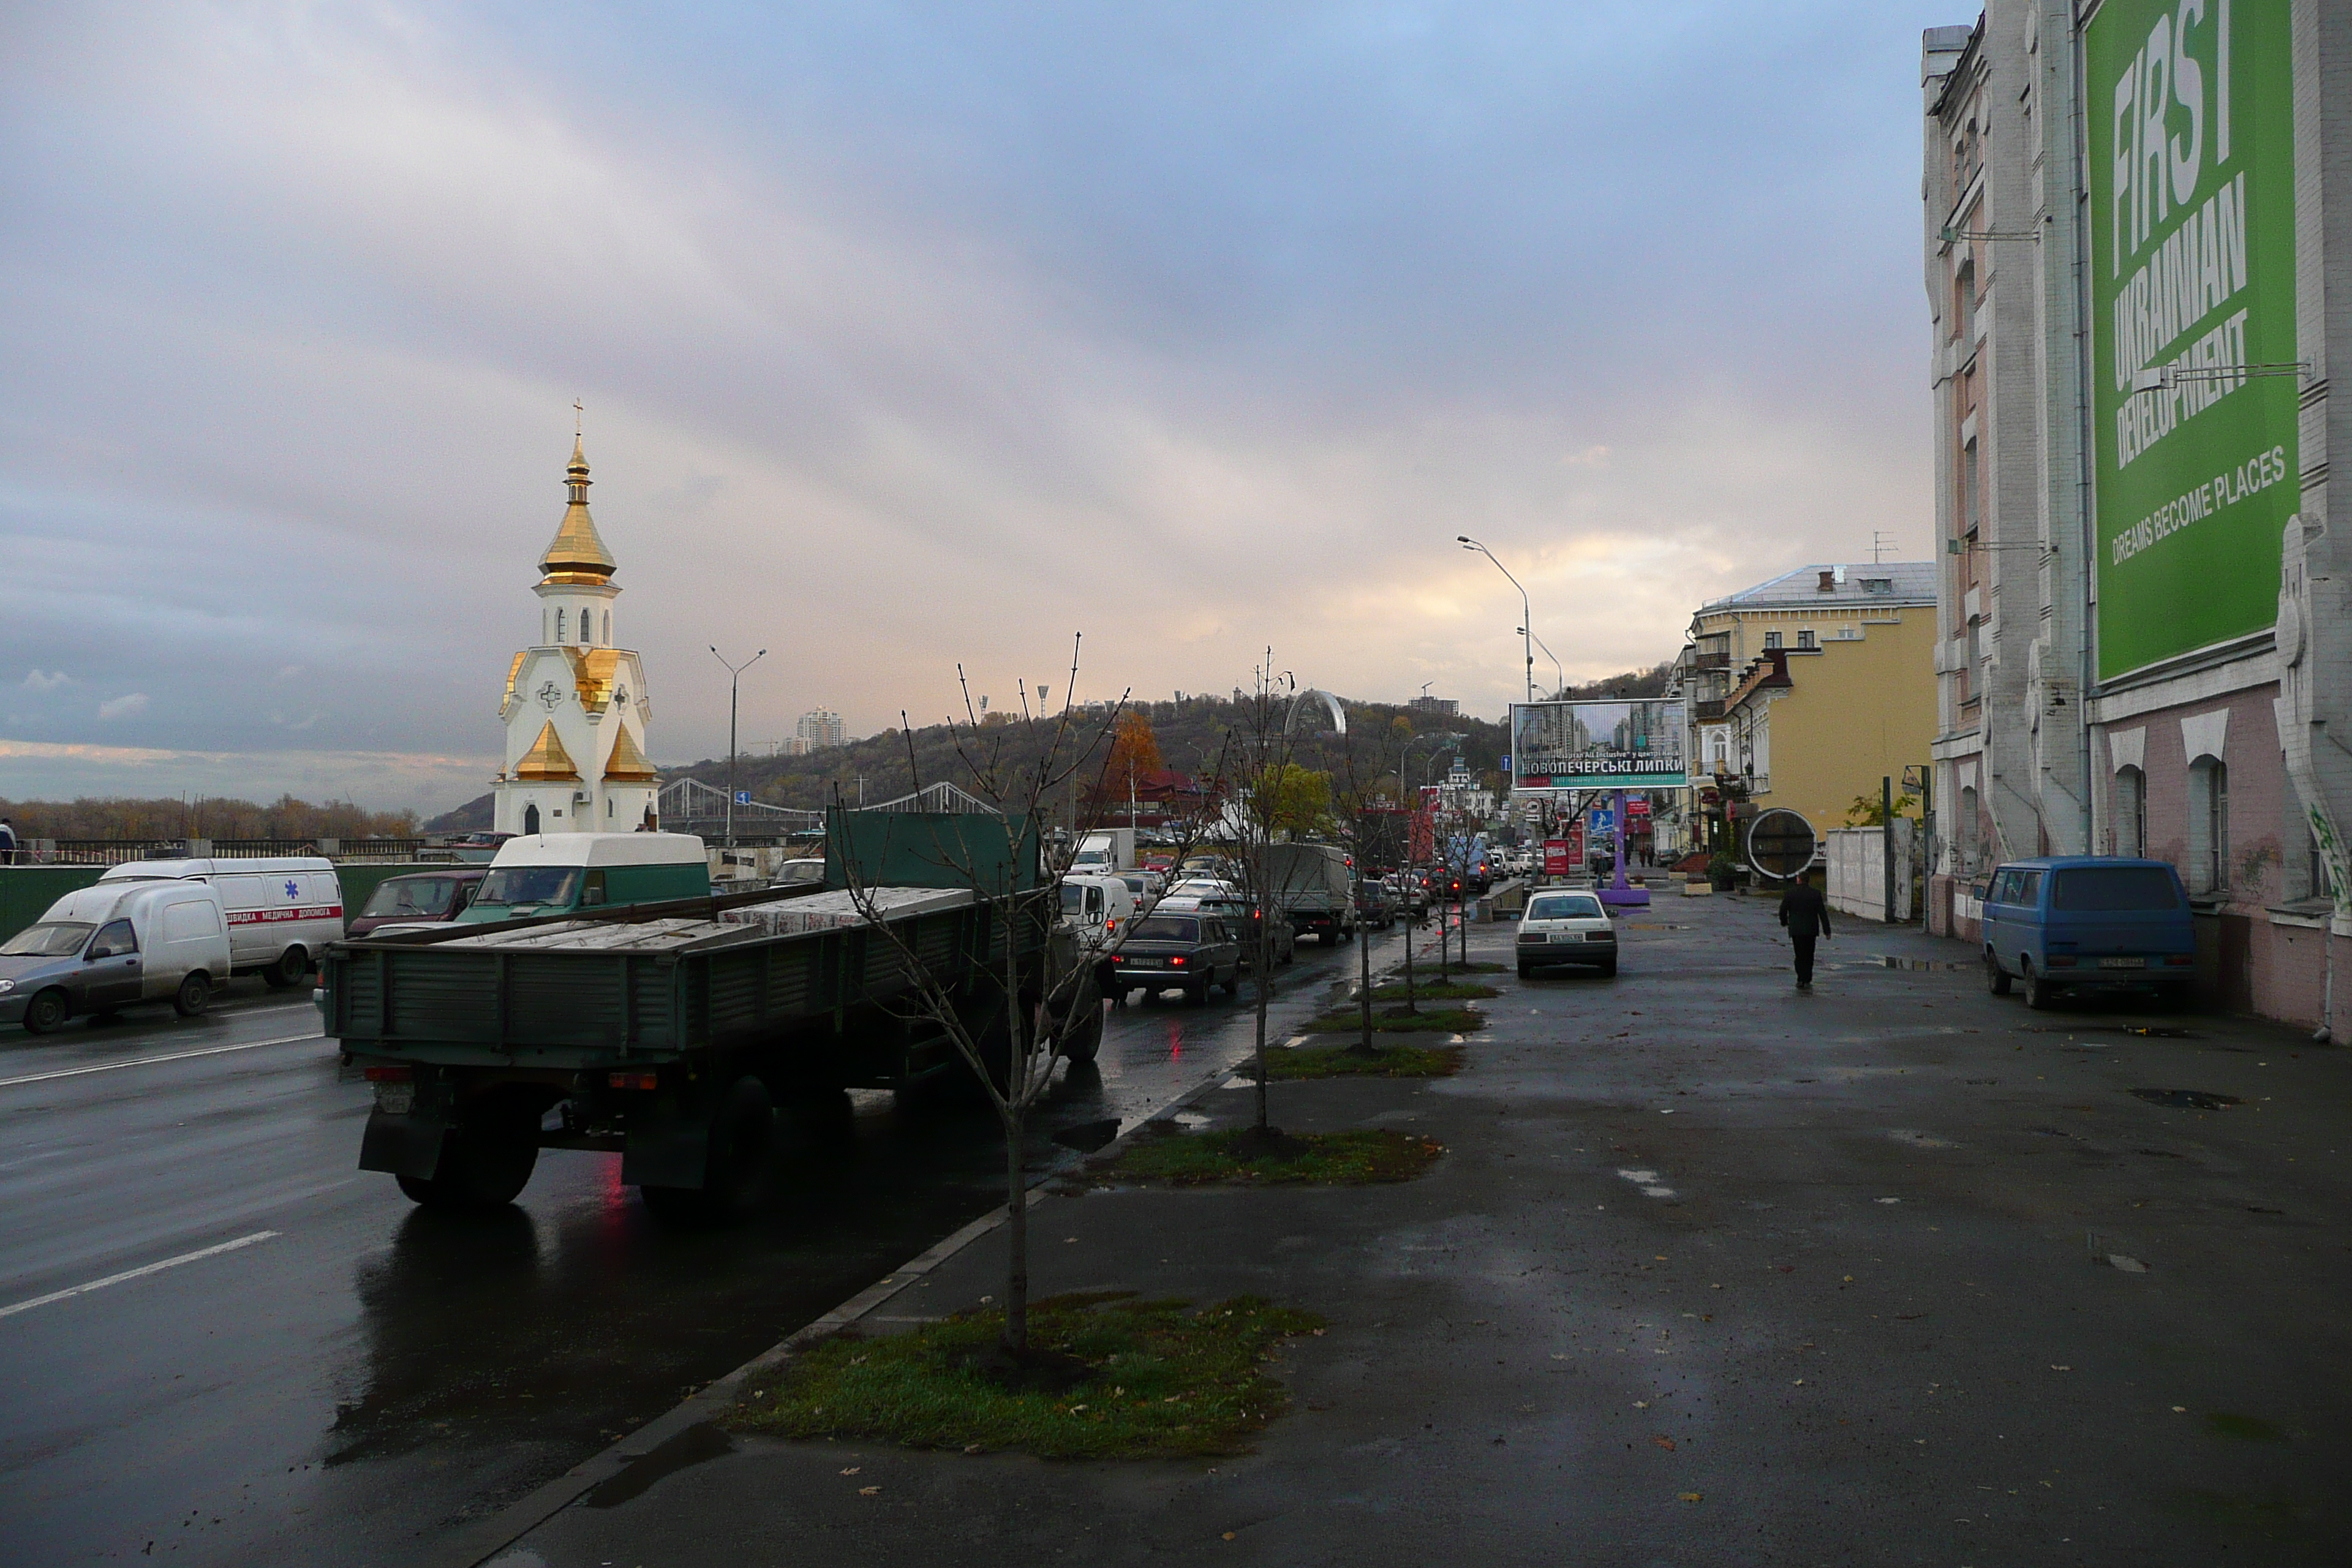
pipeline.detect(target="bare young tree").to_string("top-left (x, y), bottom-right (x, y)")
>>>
top-left (1333, 714), bottom-right (1409, 1054)
top-left (834, 640), bottom-right (1221, 1362)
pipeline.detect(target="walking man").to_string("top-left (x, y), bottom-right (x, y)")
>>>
top-left (1777, 870), bottom-right (1832, 989)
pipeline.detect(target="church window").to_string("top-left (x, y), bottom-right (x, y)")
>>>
top-left (556, 608), bottom-right (567, 644)
top-left (602, 611), bottom-right (611, 644)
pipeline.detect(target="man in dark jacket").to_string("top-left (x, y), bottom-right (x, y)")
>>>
top-left (1777, 872), bottom-right (1833, 988)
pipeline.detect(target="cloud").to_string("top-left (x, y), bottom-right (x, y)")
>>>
top-left (275, 665), bottom-right (305, 681)
top-left (23, 670), bottom-right (70, 690)
top-left (97, 692), bottom-right (150, 720)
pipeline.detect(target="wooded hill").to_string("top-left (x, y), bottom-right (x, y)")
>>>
top-left (425, 666), bottom-right (1673, 833)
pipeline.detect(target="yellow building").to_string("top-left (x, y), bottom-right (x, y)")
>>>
top-left (1674, 564), bottom-right (1937, 847)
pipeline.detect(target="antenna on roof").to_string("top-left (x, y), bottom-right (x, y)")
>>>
top-left (1871, 529), bottom-right (1892, 563)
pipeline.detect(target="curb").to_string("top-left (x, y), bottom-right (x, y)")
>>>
top-left (434, 1045), bottom-right (1273, 1568)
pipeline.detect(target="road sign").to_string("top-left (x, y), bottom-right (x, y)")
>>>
top-left (1746, 808), bottom-right (1817, 881)
top-left (735, 791), bottom-right (752, 806)
top-left (1543, 838), bottom-right (1572, 876)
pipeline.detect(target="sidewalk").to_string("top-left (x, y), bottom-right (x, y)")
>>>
top-left (490, 900), bottom-right (2352, 1567)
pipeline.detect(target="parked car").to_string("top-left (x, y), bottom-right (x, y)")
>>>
top-left (347, 869), bottom-right (488, 937)
top-left (0, 880), bottom-right (230, 1032)
top-left (1059, 872), bottom-right (1140, 951)
top-left (1115, 868), bottom-right (1168, 911)
top-left (1385, 872), bottom-right (1430, 918)
top-left (1105, 911), bottom-right (1243, 1004)
top-left (1354, 880), bottom-right (1397, 931)
top-left (1515, 889), bottom-right (1618, 979)
top-left (98, 856), bottom-right (341, 988)
top-left (1980, 857), bottom-right (2195, 1009)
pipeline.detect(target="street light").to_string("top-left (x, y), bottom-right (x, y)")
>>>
top-left (1458, 536), bottom-right (1534, 703)
top-left (709, 644), bottom-right (766, 848)
top-left (1520, 627), bottom-right (1564, 699)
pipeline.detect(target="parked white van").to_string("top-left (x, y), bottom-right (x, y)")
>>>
top-left (0, 881), bottom-right (231, 1033)
top-left (98, 856), bottom-right (342, 987)
top-left (1057, 872), bottom-right (1138, 953)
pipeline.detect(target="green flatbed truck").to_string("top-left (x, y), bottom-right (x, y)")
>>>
top-left (323, 811), bottom-right (1098, 1216)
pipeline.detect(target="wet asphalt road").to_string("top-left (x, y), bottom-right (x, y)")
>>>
top-left (0, 931), bottom-right (1406, 1566)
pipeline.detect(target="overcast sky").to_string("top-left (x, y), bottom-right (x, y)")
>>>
top-left (1, 1), bottom-right (1963, 814)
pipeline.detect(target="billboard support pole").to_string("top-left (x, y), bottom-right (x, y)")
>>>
top-left (1600, 786), bottom-right (1648, 909)
top-left (1882, 776), bottom-right (1896, 924)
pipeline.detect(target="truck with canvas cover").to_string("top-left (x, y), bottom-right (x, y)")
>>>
top-left (322, 810), bottom-right (1096, 1219)
top-left (1263, 841), bottom-right (1354, 946)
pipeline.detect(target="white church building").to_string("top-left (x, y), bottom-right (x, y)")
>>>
top-left (492, 437), bottom-right (660, 836)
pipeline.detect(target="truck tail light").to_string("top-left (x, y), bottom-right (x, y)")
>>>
top-left (608, 1071), bottom-right (660, 1090)
top-left (363, 1066), bottom-right (411, 1083)
top-left (2163, 954), bottom-right (2194, 968)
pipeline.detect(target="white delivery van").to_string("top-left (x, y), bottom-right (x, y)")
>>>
top-left (99, 856), bottom-right (342, 987)
top-left (0, 881), bottom-right (231, 1032)
top-left (1057, 872), bottom-right (1138, 952)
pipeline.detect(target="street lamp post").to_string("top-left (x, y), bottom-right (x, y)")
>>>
top-left (709, 645), bottom-right (766, 848)
top-left (1458, 536), bottom-right (1534, 704)
top-left (1523, 627), bottom-right (1564, 700)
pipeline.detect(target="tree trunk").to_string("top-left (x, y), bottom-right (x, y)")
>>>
top-left (1352, 883), bottom-right (1377, 1055)
top-left (1002, 1110), bottom-right (1028, 1352)
top-left (1253, 917), bottom-right (1272, 1131)
top-left (1401, 904), bottom-right (1417, 1013)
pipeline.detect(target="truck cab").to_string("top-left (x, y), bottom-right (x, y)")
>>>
top-left (459, 833), bottom-right (711, 923)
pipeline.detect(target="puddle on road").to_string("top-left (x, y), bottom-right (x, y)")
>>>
top-left (584, 1421), bottom-right (735, 1508)
top-left (1886, 1129), bottom-right (1958, 1149)
top-left (2131, 1088), bottom-right (2242, 1111)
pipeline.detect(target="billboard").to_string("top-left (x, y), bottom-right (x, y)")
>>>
top-left (2086, 0), bottom-right (2297, 681)
top-left (1510, 701), bottom-right (1687, 790)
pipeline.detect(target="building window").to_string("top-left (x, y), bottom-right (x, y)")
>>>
top-left (1795, 629), bottom-right (1817, 651)
top-left (1763, 630), bottom-right (1783, 651)
top-left (555, 609), bottom-right (566, 644)
top-left (1956, 259), bottom-right (1976, 342)
top-left (602, 611), bottom-right (611, 644)
top-left (1957, 785), bottom-right (1980, 875)
top-left (2114, 766), bottom-right (2146, 858)
top-left (524, 802), bottom-right (540, 834)
top-left (1961, 437), bottom-right (1980, 534)
top-left (2187, 758), bottom-right (2229, 894)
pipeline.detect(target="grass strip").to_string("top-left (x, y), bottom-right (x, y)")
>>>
top-left (731, 1292), bottom-right (1324, 1459)
top-left (1303, 1004), bottom-right (1484, 1034)
top-left (1366, 980), bottom-right (1499, 1002)
top-left (1249, 1041), bottom-right (1463, 1079)
top-left (1090, 1126), bottom-right (1445, 1186)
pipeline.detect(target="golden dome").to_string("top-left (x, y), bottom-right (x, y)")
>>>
top-left (603, 723), bottom-right (658, 781)
top-left (539, 434), bottom-right (617, 581)
top-left (514, 720), bottom-right (581, 780)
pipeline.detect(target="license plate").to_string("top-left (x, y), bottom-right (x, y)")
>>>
top-left (2097, 957), bottom-right (2146, 969)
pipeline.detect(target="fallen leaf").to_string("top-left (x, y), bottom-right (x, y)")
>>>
top-left (1680, 1491), bottom-right (1703, 1504)
top-left (859, 1485), bottom-right (881, 1496)
top-left (2051, 1365), bottom-right (2072, 1372)
top-left (840, 1467), bottom-right (862, 1476)
top-left (2172, 1406), bottom-right (2187, 1414)
top-left (1223, 1531), bottom-right (1237, 1541)
top-left (1654, 1436), bottom-right (1676, 1450)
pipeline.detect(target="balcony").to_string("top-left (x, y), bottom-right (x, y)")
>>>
top-left (1692, 698), bottom-right (1727, 720)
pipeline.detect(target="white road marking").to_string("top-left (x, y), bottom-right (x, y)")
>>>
top-left (0, 1230), bottom-right (282, 1319)
top-left (0, 1032), bottom-right (326, 1088)
top-left (1616, 1167), bottom-right (1677, 1199)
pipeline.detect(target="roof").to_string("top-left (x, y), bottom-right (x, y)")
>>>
top-left (1699, 562), bottom-right (1937, 616)
top-left (603, 724), bottom-right (657, 781)
top-left (486, 832), bottom-right (706, 869)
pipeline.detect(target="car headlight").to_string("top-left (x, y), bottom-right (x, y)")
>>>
top-left (0, 979), bottom-right (12, 993)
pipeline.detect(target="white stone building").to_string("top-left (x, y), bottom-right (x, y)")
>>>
top-left (491, 438), bottom-right (660, 836)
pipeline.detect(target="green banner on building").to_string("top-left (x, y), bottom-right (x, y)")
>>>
top-left (2086, 0), bottom-right (2296, 682)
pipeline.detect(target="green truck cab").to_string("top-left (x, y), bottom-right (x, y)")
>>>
top-left (458, 832), bottom-right (712, 921)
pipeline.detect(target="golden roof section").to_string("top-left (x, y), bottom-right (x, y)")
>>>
top-left (538, 435), bottom-right (617, 582)
top-left (562, 647), bottom-right (625, 713)
top-left (501, 650), bottom-right (527, 711)
top-left (514, 720), bottom-right (581, 780)
top-left (603, 724), bottom-right (657, 781)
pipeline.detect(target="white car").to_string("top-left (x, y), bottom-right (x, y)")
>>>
top-left (1516, 889), bottom-right (1617, 979)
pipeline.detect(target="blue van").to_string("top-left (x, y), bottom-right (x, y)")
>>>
top-left (1980, 857), bottom-right (2195, 1010)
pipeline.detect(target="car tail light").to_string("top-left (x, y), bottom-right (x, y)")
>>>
top-left (2163, 954), bottom-right (2194, 967)
top-left (363, 1066), bottom-right (411, 1083)
top-left (1108, 954), bottom-right (1124, 964)
top-left (608, 1071), bottom-right (659, 1090)
top-left (1169, 956), bottom-right (1187, 966)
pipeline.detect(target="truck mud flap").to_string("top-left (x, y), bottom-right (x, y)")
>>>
top-left (359, 1108), bottom-right (450, 1179)
top-left (622, 1109), bottom-right (710, 1190)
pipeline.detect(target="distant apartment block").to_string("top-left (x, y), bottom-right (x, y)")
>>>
top-left (796, 708), bottom-right (845, 750)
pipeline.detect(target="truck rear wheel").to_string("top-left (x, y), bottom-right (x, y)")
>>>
top-left (643, 1076), bottom-right (780, 1224)
top-left (396, 1111), bottom-right (538, 1210)
top-left (1058, 1006), bottom-right (1104, 1064)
